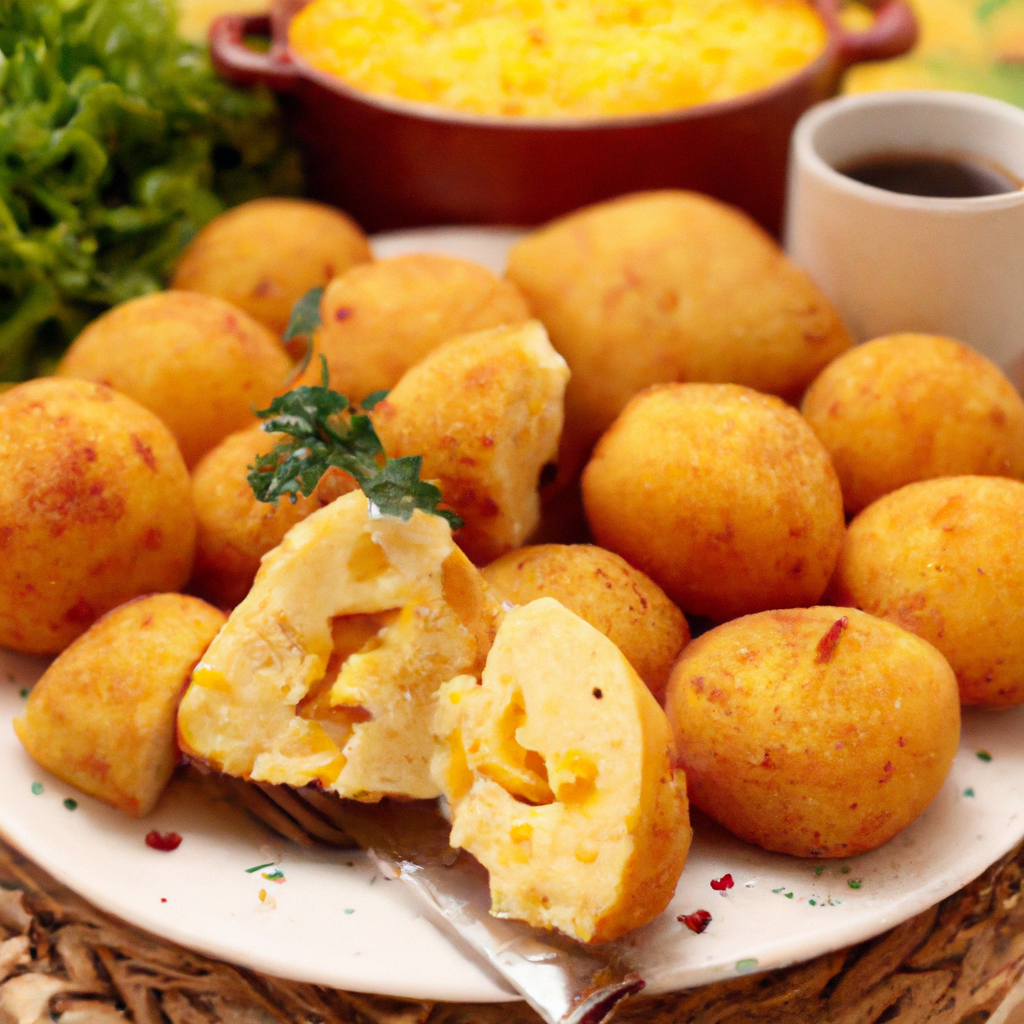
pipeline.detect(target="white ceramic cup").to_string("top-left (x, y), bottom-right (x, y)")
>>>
top-left (784, 90), bottom-right (1024, 374)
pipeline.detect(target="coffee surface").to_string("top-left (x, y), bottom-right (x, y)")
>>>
top-left (838, 151), bottom-right (1022, 197)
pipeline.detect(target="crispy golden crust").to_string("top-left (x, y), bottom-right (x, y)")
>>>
top-left (665, 606), bottom-right (960, 857)
top-left (802, 334), bottom-right (1024, 515)
top-left (171, 197), bottom-right (372, 337)
top-left (507, 190), bottom-right (851, 483)
top-left (58, 291), bottom-right (292, 468)
top-left (482, 543), bottom-right (688, 701)
top-left (582, 382), bottom-right (845, 622)
top-left (828, 475), bottom-right (1024, 708)
top-left (15, 593), bottom-right (226, 816)
top-left (0, 378), bottom-right (196, 654)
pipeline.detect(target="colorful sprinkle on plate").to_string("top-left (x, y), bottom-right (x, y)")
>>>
top-left (678, 909), bottom-right (712, 933)
top-left (710, 873), bottom-right (734, 891)
top-left (30, 782), bottom-right (42, 795)
top-left (246, 862), bottom-right (276, 873)
top-left (63, 798), bottom-right (77, 811)
top-left (145, 831), bottom-right (182, 852)
top-left (736, 958), bottom-right (759, 973)
top-left (977, 750), bottom-right (993, 762)
top-left (847, 878), bottom-right (863, 890)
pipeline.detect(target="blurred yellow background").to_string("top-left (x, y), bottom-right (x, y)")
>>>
top-left (178, 0), bottom-right (1024, 108)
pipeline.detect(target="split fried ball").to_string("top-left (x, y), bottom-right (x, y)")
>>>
top-left (190, 425), bottom-right (357, 609)
top-left (506, 190), bottom-right (851, 482)
top-left (0, 378), bottom-right (196, 655)
top-left (665, 606), bottom-right (960, 858)
top-left (296, 253), bottom-right (531, 402)
top-left (802, 334), bottom-right (1024, 514)
top-left (582, 383), bottom-right (845, 622)
top-left (828, 475), bottom-right (1024, 708)
top-left (433, 598), bottom-right (691, 943)
top-left (57, 291), bottom-right (292, 468)
top-left (171, 198), bottom-right (372, 336)
top-left (373, 321), bottom-right (569, 565)
top-left (482, 544), bottom-right (689, 701)
top-left (15, 594), bottom-right (226, 817)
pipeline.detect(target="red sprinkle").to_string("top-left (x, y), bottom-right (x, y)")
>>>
top-left (678, 909), bottom-right (712, 933)
top-left (815, 616), bottom-right (849, 664)
top-left (145, 831), bottom-right (182, 852)
top-left (710, 873), bottom-right (735, 891)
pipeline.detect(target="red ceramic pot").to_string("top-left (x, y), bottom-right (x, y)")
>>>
top-left (210, 0), bottom-right (916, 236)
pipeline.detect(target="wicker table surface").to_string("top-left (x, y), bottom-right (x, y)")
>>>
top-left (1, 831), bottom-right (1023, 1024)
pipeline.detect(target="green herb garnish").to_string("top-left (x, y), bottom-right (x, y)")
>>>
top-left (248, 355), bottom-right (463, 531)
top-left (0, 0), bottom-right (301, 381)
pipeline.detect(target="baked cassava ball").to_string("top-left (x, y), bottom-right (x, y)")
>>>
top-left (0, 378), bottom-right (196, 654)
top-left (828, 475), bottom-right (1024, 708)
top-left (190, 424), bottom-right (357, 609)
top-left (296, 253), bottom-right (531, 402)
top-left (170, 197), bottom-right (372, 336)
top-left (802, 334), bottom-right (1024, 514)
top-left (57, 290), bottom-right (292, 468)
top-left (15, 594), bottom-right (226, 816)
top-left (482, 543), bottom-right (689, 701)
top-left (506, 189), bottom-right (851, 483)
top-left (665, 606), bottom-right (960, 857)
top-left (582, 382), bottom-right (845, 622)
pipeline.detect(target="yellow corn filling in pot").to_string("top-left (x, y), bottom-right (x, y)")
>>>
top-left (289, 0), bottom-right (829, 118)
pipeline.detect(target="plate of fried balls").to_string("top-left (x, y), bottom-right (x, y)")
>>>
top-left (1, 191), bottom-right (1024, 1001)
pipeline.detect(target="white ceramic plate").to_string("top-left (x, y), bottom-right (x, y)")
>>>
top-left (2, 227), bottom-right (1023, 1004)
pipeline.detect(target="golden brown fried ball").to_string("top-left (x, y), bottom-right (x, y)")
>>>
top-left (171, 198), bottom-right (372, 336)
top-left (297, 253), bottom-right (531, 402)
top-left (802, 334), bottom-right (1024, 514)
top-left (506, 190), bottom-right (851, 483)
top-left (665, 606), bottom-right (960, 858)
top-left (0, 378), bottom-right (196, 654)
top-left (828, 475), bottom-right (1024, 708)
top-left (190, 425), bottom-right (357, 609)
top-left (57, 291), bottom-right (292, 468)
top-left (15, 593), bottom-right (226, 816)
top-left (482, 544), bottom-right (689, 701)
top-left (582, 383), bottom-right (845, 622)
top-left (373, 321), bottom-right (568, 565)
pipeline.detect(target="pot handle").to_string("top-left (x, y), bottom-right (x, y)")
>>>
top-left (833, 0), bottom-right (918, 68)
top-left (208, 14), bottom-right (299, 92)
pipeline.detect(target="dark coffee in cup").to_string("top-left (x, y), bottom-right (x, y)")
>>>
top-left (837, 150), bottom-right (1022, 198)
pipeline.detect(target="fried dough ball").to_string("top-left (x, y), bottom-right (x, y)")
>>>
top-left (373, 321), bottom-right (569, 565)
top-left (665, 606), bottom-right (960, 858)
top-left (582, 383), bottom-right (845, 622)
top-left (57, 291), bottom-right (292, 468)
top-left (171, 198), bottom-right (372, 336)
top-left (506, 190), bottom-right (851, 483)
top-left (828, 476), bottom-right (1024, 708)
top-left (178, 490), bottom-right (501, 800)
top-left (190, 425), bottom-right (358, 609)
top-left (433, 598), bottom-right (691, 943)
top-left (296, 253), bottom-right (531, 402)
top-left (482, 544), bottom-right (689, 701)
top-left (15, 594), bottom-right (226, 817)
top-left (802, 334), bottom-right (1024, 514)
top-left (0, 379), bottom-right (196, 655)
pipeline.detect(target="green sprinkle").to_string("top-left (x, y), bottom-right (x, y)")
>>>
top-left (245, 862), bottom-right (276, 874)
top-left (841, 866), bottom-right (851, 874)
top-left (964, 788), bottom-right (975, 798)
top-left (63, 798), bottom-right (77, 811)
top-left (18, 688), bottom-right (28, 699)
top-left (772, 887), bottom-right (786, 893)
top-left (977, 750), bottom-right (993, 762)
top-left (30, 782), bottom-right (42, 796)
top-left (344, 908), bottom-right (355, 915)
top-left (735, 959), bottom-right (759, 974)
top-left (809, 899), bottom-right (817, 906)
top-left (785, 892), bottom-right (794, 899)
top-left (813, 865), bottom-right (825, 876)
top-left (847, 878), bottom-right (863, 890)
top-left (262, 869), bottom-right (285, 881)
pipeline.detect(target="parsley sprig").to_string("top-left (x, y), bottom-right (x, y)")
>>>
top-left (248, 289), bottom-right (462, 531)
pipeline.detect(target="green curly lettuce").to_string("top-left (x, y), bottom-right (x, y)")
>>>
top-left (0, 0), bottom-right (302, 381)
